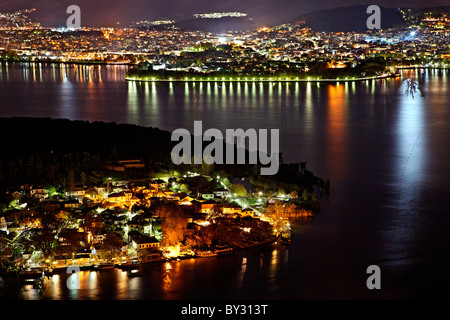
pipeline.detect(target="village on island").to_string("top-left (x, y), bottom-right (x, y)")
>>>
top-left (0, 154), bottom-right (323, 280)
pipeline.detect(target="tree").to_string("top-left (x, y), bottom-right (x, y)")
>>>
top-left (46, 185), bottom-right (57, 198)
top-left (23, 206), bottom-right (67, 259)
top-left (25, 227), bottom-right (57, 260)
top-left (230, 183), bottom-right (247, 197)
top-left (405, 78), bottom-right (421, 98)
top-left (210, 218), bottom-right (242, 247)
top-left (0, 162), bottom-right (5, 181)
top-left (0, 237), bottom-right (12, 269)
top-left (266, 201), bottom-right (284, 220)
top-left (241, 218), bottom-right (273, 242)
top-left (67, 169), bottom-right (75, 190)
top-left (34, 154), bottom-right (43, 178)
top-left (179, 183), bottom-right (191, 194)
top-left (46, 162), bottom-right (57, 181)
top-left (99, 232), bottom-right (124, 261)
top-left (56, 229), bottom-right (84, 260)
top-left (26, 155), bottom-right (35, 178)
top-left (80, 171), bottom-right (87, 187)
top-left (266, 201), bottom-right (312, 220)
top-left (221, 177), bottom-right (231, 189)
top-left (201, 159), bottom-right (214, 176)
top-left (266, 202), bottom-right (297, 219)
top-left (81, 212), bottom-right (103, 235)
top-left (300, 161), bottom-right (307, 174)
top-left (155, 203), bottom-right (187, 247)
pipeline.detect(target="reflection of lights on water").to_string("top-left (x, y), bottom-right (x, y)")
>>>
top-left (269, 249), bottom-right (279, 278)
top-left (88, 271), bottom-right (98, 291)
top-left (396, 79), bottom-right (426, 204)
top-left (239, 257), bottom-right (247, 288)
top-left (384, 78), bottom-right (427, 246)
top-left (163, 262), bottom-right (173, 292)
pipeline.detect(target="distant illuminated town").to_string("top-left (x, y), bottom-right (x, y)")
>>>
top-left (0, 5), bottom-right (449, 299)
top-left (0, 8), bottom-right (448, 72)
top-left (193, 12), bottom-right (248, 19)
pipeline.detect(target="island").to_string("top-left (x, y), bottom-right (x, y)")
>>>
top-left (125, 57), bottom-right (400, 83)
top-left (0, 117), bottom-right (328, 277)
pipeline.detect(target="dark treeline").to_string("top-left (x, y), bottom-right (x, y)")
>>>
top-left (0, 117), bottom-right (174, 190)
top-left (0, 117), bottom-right (329, 203)
top-left (127, 57), bottom-right (395, 81)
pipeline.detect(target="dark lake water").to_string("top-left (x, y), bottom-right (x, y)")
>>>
top-left (0, 62), bottom-right (449, 299)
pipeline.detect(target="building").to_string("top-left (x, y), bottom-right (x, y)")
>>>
top-left (62, 199), bottom-right (82, 208)
top-left (108, 192), bottom-right (127, 204)
top-left (65, 188), bottom-right (86, 198)
top-left (132, 235), bottom-right (160, 249)
top-left (213, 189), bottom-right (230, 198)
top-left (179, 196), bottom-right (194, 205)
top-left (29, 186), bottom-right (48, 200)
top-left (201, 193), bottom-right (215, 200)
top-left (222, 205), bottom-right (242, 215)
top-left (201, 201), bottom-right (217, 214)
top-left (94, 186), bottom-right (107, 196)
top-left (150, 179), bottom-right (167, 190)
top-left (241, 208), bottom-right (255, 218)
top-left (0, 217), bottom-right (11, 234)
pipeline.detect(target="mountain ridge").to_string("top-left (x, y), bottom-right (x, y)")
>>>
top-left (291, 5), bottom-right (407, 32)
top-left (1, 2), bottom-right (450, 32)
top-left (1, 0), bottom-right (450, 28)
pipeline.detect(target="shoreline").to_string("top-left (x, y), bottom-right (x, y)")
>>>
top-left (0, 58), bottom-right (134, 66)
top-left (1, 59), bottom-right (448, 82)
top-left (125, 73), bottom-right (400, 83)
top-left (1, 236), bottom-right (283, 277)
top-left (397, 65), bottom-right (450, 69)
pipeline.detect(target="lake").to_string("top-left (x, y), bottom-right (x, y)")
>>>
top-left (0, 62), bottom-right (449, 299)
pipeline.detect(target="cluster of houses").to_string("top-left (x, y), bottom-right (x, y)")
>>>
top-left (13, 179), bottom-right (257, 218)
top-left (2, 177), bottom-right (262, 267)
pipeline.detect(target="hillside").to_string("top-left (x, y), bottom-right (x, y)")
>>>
top-left (292, 5), bottom-right (407, 32)
top-left (4, 0), bottom-right (450, 29)
top-left (0, 117), bottom-right (328, 198)
top-left (175, 17), bottom-right (255, 33)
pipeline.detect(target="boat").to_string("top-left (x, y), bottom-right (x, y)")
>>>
top-left (195, 246), bottom-right (233, 258)
top-left (118, 259), bottom-right (140, 270)
top-left (215, 246), bottom-right (233, 255)
top-left (95, 262), bottom-right (115, 270)
top-left (51, 266), bottom-right (68, 273)
top-left (177, 254), bottom-right (195, 260)
top-left (19, 269), bottom-right (44, 280)
top-left (195, 250), bottom-right (218, 258)
top-left (142, 251), bottom-right (167, 264)
top-left (79, 264), bottom-right (95, 271)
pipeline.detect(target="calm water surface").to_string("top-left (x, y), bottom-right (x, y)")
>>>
top-left (0, 62), bottom-right (449, 299)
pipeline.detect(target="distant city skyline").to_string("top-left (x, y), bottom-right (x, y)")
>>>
top-left (0, 0), bottom-right (449, 28)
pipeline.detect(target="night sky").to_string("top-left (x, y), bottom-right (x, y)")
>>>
top-left (1, 0), bottom-right (449, 27)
